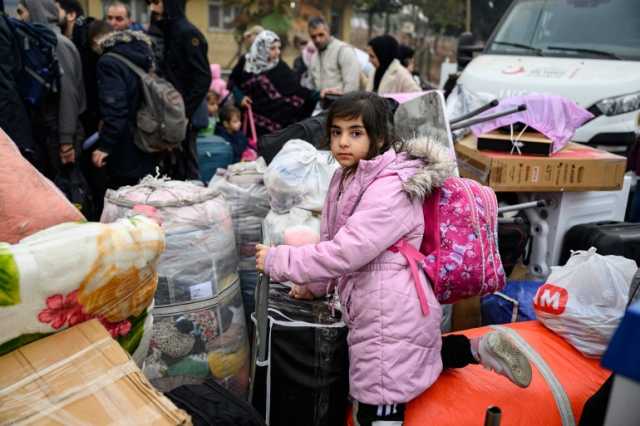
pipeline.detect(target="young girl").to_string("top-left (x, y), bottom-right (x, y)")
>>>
top-left (256, 92), bottom-right (530, 426)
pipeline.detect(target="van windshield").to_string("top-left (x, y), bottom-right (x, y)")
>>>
top-left (486, 0), bottom-right (640, 61)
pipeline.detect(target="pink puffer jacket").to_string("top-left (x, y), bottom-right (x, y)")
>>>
top-left (265, 138), bottom-right (456, 405)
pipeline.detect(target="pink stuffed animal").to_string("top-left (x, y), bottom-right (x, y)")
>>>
top-left (209, 64), bottom-right (229, 99)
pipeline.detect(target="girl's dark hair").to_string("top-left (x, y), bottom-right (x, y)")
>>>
top-left (324, 91), bottom-right (398, 162)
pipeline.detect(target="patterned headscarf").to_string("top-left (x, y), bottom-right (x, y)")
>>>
top-left (244, 30), bottom-right (281, 74)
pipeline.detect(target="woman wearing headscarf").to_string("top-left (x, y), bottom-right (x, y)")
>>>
top-left (228, 30), bottom-right (330, 137)
top-left (366, 34), bottom-right (420, 94)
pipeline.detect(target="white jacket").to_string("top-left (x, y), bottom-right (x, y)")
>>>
top-left (366, 59), bottom-right (421, 95)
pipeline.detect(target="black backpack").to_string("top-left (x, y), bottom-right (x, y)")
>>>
top-left (5, 16), bottom-right (61, 107)
top-left (165, 379), bottom-right (266, 426)
top-left (258, 113), bottom-right (327, 165)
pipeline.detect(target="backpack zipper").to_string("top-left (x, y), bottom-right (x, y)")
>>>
top-left (460, 179), bottom-right (486, 284)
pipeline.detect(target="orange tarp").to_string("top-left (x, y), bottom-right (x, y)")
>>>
top-left (348, 321), bottom-right (610, 426)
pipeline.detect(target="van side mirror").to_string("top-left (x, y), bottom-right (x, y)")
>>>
top-left (457, 32), bottom-right (484, 71)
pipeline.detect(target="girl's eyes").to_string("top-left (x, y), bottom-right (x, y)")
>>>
top-left (330, 129), bottom-right (341, 137)
top-left (350, 131), bottom-right (362, 138)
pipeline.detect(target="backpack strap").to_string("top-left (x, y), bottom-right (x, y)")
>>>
top-left (104, 52), bottom-right (148, 79)
top-left (389, 239), bottom-right (430, 316)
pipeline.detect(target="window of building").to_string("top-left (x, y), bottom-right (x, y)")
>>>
top-left (208, 0), bottom-right (239, 31)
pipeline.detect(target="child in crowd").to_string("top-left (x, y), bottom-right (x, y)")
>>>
top-left (215, 105), bottom-right (248, 163)
top-left (200, 64), bottom-right (229, 137)
top-left (256, 91), bottom-right (531, 426)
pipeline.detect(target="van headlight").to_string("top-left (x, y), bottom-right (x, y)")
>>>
top-left (593, 92), bottom-right (640, 116)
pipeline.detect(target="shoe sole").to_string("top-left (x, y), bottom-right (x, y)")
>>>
top-left (487, 332), bottom-right (533, 388)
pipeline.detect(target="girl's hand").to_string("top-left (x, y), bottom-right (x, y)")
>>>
top-left (289, 284), bottom-right (315, 300)
top-left (256, 244), bottom-right (270, 273)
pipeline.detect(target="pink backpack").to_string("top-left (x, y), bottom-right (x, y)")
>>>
top-left (391, 177), bottom-right (505, 314)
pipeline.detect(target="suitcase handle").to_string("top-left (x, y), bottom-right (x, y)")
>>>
top-left (255, 272), bottom-right (270, 363)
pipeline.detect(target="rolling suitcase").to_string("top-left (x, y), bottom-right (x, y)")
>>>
top-left (197, 135), bottom-right (234, 183)
top-left (250, 274), bottom-right (349, 426)
top-left (560, 221), bottom-right (640, 266)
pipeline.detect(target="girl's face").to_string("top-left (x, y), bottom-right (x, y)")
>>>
top-left (330, 116), bottom-right (371, 169)
top-left (269, 42), bottom-right (282, 62)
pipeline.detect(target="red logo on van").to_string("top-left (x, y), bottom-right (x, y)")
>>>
top-left (534, 284), bottom-right (569, 315)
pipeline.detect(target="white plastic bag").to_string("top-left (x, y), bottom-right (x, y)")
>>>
top-left (534, 248), bottom-right (637, 357)
top-left (263, 139), bottom-right (339, 213)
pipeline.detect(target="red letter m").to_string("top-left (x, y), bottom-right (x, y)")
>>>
top-left (534, 284), bottom-right (568, 315)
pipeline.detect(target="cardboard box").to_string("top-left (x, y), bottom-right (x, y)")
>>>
top-left (0, 320), bottom-right (191, 425)
top-left (477, 130), bottom-right (555, 156)
top-left (456, 135), bottom-right (627, 192)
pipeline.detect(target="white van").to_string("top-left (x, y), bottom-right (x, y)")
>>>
top-left (457, 0), bottom-right (640, 151)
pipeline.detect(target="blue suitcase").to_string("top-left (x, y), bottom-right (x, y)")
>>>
top-left (197, 135), bottom-right (234, 183)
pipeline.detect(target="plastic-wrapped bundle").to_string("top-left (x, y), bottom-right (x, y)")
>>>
top-left (263, 208), bottom-right (321, 247)
top-left (224, 158), bottom-right (267, 187)
top-left (102, 177), bottom-right (240, 302)
top-left (210, 174), bottom-right (270, 320)
top-left (0, 216), bottom-right (164, 364)
top-left (143, 279), bottom-right (251, 398)
top-left (263, 139), bottom-right (339, 213)
top-left (210, 175), bottom-right (269, 259)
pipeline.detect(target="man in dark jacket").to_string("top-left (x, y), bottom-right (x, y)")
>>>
top-left (56, 0), bottom-right (99, 136)
top-left (90, 24), bottom-right (158, 189)
top-left (148, 0), bottom-right (211, 180)
top-left (0, 0), bottom-right (35, 162)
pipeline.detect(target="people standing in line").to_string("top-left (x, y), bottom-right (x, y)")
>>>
top-left (89, 22), bottom-right (158, 189)
top-left (366, 34), bottom-right (420, 95)
top-left (105, 1), bottom-right (144, 32)
top-left (18, 0), bottom-right (86, 179)
top-left (56, 0), bottom-right (100, 136)
top-left (307, 15), bottom-right (360, 95)
top-left (0, 0), bottom-right (35, 164)
top-left (227, 30), bottom-right (335, 137)
top-left (147, 0), bottom-right (211, 181)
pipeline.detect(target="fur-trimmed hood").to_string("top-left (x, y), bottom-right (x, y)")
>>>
top-left (398, 136), bottom-right (457, 201)
top-left (98, 30), bottom-right (153, 50)
top-left (98, 30), bottom-right (154, 72)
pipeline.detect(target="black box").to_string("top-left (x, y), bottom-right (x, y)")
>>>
top-left (478, 131), bottom-right (555, 156)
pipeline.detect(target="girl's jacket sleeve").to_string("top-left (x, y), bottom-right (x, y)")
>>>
top-left (264, 174), bottom-right (414, 284)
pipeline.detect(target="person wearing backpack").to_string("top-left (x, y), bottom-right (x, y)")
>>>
top-left (0, 0), bottom-right (35, 163)
top-left (17, 0), bottom-right (86, 178)
top-left (147, 0), bottom-right (211, 181)
top-left (90, 23), bottom-right (158, 189)
top-left (56, 0), bottom-right (99, 136)
top-left (256, 92), bottom-right (532, 426)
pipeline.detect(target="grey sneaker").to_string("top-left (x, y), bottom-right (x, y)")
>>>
top-left (478, 331), bottom-right (533, 388)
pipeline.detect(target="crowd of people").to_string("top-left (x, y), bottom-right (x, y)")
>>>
top-left (0, 1), bottom-right (429, 220)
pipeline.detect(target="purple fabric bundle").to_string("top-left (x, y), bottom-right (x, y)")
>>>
top-left (471, 94), bottom-right (594, 153)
